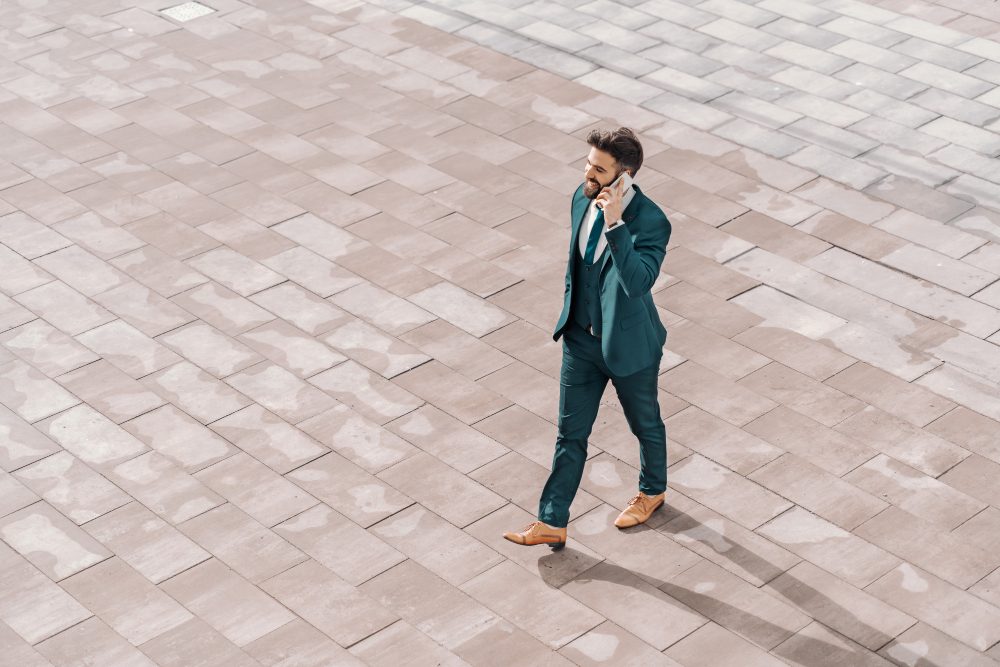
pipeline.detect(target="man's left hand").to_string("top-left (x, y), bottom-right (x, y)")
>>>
top-left (596, 177), bottom-right (625, 228)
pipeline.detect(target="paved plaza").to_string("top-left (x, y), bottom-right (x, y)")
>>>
top-left (2, 0), bottom-right (1000, 664)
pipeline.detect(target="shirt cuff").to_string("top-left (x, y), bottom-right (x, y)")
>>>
top-left (604, 219), bottom-right (624, 233)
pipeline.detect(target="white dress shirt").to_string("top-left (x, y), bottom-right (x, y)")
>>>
top-left (577, 183), bottom-right (636, 263)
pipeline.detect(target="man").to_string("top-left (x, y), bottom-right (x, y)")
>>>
top-left (503, 127), bottom-right (671, 550)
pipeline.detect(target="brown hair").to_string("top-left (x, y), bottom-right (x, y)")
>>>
top-left (586, 127), bottom-right (643, 176)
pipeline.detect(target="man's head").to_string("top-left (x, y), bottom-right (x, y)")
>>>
top-left (582, 127), bottom-right (643, 199)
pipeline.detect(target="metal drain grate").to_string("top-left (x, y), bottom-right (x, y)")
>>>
top-left (160, 1), bottom-right (216, 21)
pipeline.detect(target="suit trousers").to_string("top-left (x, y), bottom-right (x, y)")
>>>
top-left (538, 319), bottom-right (666, 528)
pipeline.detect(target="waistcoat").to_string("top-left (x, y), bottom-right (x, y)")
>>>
top-left (570, 245), bottom-right (606, 335)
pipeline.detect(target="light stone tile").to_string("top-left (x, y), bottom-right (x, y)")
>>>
top-left (756, 506), bottom-right (899, 588)
top-left (60, 557), bottom-right (191, 645)
top-left (82, 502), bottom-right (209, 584)
top-left (35, 616), bottom-right (157, 667)
top-left (663, 558), bottom-right (810, 649)
top-left (0, 501), bottom-right (110, 581)
top-left (160, 558), bottom-right (296, 647)
top-left (0, 541), bottom-right (92, 644)
top-left (866, 562), bottom-right (1000, 651)
top-left (13, 452), bottom-right (130, 525)
top-left (0, 360), bottom-right (80, 423)
top-left (123, 404), bottom-right (237, 473)
top-left (461, 560), bottom-right (605, 650)
top-left (38, 404), bottom-right (147, 471)
top-left (209, 404), bottom-right (327, 474)
top-left (273, 503), bottom-right (405, 586)
top-left (261, 560), bottom-right (398, 646)
top-left (178, 503), bottom-right (308, 584)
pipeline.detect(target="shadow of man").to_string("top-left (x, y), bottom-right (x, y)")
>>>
top-left (535, 506), bottom-right (937, 666)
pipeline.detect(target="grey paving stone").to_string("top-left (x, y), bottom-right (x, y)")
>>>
top-left (455, 22), bottom-right (536, 55)
top-left (577, 18), bottom-right (659, 53)
top-left (833, 62), bottom-right (929, 99)
top-left (764, 40), bottom-right (854, 75)
top-left (864, 175), bottom-right (976, 223)
top-left (11, 2), bottom-right (1000, 666)
top-left (758, 0), bottom-right (839, 24)
top-left (520, 0), bottom-right (603, 28)
top-left (697, 0), bottom-right (781, 27)
top-left (638, 42), bottom-right (726, 76)
top-left (777, 91), bottom-right (868, 127)
top-left (885, 15), bottom-right (969, 46)
top-left (399, 4), bottom-right (473, 32)
top-left (639, 18), bottom-right (723, 52)
top-left (848, 115), bottom-right (950, 155)
top-left (965, 59), bottom-right (1000, 86)
top-left (636, 0), bottom-right (717, 28)
top-left (709, 92), bottom-right (803, 129)
top-left (517, 20), bottom-right (599, 52)
top-left (899, 61), bottom-right (994, 99)
top-left (577, 43), bottom-right (662, 77)
top-left (713, 118), bottom-right (808, 158)
top-left (828, 38), bottom-right (919, 73)
top-left (840, 89), bottom-right (939, 128)
top-left (760, 16), bottom-right (847, 50)
top-left (943, 174), bottom-right (1000, 214)
top-left (893, 36), bottom-right (985, 71)
top-left (787, 145), bottom-right (887, 189)
top-left (773, 64), bottom-right (862, 100)
top-left (820, 16), bottom-right (909, 48)
top-left (578, 0), bottom-right (659, 29)
top-left (930, 144), bottom-right (1000, 186)
top-left (642, 90), bottom-right (734, 131)
top-left (707, 66), bottom-right (796, 101)
top-left (703, 42), bottom-right (793, 77)
top-left (857, 144), bottom-right (960, 188)
top-left (514, 43), bottom-right (597, 79)
top-left (698, 17), bottom-right (784, 51)
top-left (576, 67), bottom-right (663, 104)
top-left (642, 64), bottom-right (731, 103)
top-left (920, 116), bottom-right (1000, 155)
top-left (452, 0), bottom-right (536, 30)
top-left (909, 87), bottom-right (1000, 127)
top-left (782, 117), bottom-right (879, 157)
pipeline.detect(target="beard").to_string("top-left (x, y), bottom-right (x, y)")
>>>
top-left (583, 169), bottom-right (621, 199)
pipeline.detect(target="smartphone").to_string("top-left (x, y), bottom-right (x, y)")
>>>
top-left (597, 170), bottom-right (633, 209)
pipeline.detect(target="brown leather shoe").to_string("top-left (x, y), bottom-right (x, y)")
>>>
top-left (614, 491), bottom-right (665, 528)
top-left (502, 521), bottom-right (567, 549)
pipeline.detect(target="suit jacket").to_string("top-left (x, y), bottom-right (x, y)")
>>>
top-left (552, 182), bottom-right (671, 377)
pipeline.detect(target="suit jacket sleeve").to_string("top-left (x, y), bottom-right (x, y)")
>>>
top-left (604, 208), bottom-right (671, 298)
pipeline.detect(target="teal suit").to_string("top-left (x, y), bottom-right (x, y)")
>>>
top-left (539, 182), bottom-right (671, 528)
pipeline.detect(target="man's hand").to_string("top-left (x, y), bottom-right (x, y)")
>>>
top-left (596, 177), bottom-right (625, 228)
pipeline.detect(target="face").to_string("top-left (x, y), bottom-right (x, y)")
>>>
top-left (583, 147), bottom-right (622, 199)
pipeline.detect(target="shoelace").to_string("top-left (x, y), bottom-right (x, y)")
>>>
top-left (626, 494), bottom-right (646, 509)
top-left (521, 521), bottom-right (561, 537)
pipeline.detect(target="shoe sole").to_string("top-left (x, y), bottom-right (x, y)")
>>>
top-left (503, 536), bottom-right (567, 548)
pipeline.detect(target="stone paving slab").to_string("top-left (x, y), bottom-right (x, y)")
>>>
top-left (2, 0), bottom-right (1000, 665)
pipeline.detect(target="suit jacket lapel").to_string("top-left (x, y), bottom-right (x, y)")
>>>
top-left (569, 188), bottom-right (589, 262)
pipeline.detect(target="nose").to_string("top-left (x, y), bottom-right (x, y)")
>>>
top-left (584, 165), bottom-right (596, 180)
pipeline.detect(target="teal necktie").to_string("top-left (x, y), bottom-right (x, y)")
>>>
top-left (583, 206), bottom-right (605, 264)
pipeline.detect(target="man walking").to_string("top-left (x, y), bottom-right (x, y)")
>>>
top-left (504, 127), bottom-right (671, 550)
